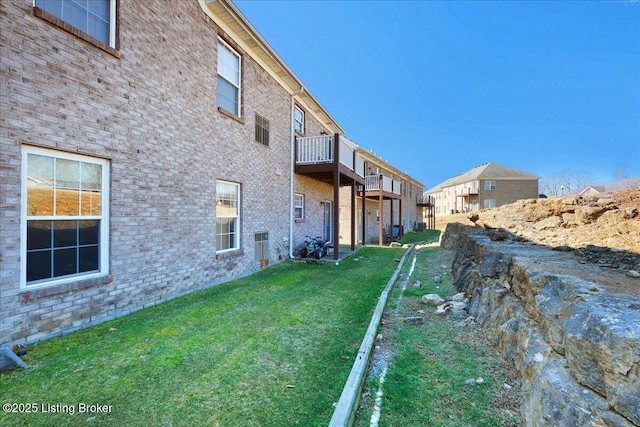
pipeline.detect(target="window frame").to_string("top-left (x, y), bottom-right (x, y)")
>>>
top-left (34, 0), bottom-right (118, 54)
top-left (294, 193), bottom-right (304, 220)
top-left (254, 113), bottom-right (270, 146)
top-left (217, 38), bottom-right (242, 117)
top-left (294, 105), bottom-right (305, 134)
top-left (215, 180), bottom-right (241, 253)
top-left (254, 232), bottom-right (269, 262)
top-left (484, 180), bottom-right (497, 191)
top-left (21, 146), bottom-right (110, 290)
top-left (483, 199), bottom-right (496, 209)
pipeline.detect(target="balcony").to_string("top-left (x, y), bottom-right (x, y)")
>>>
top-left (295, 134), bottom-right (365, 185)
top-left (364, 174), bottom-right (402, 197)
top-left (416, 195), bottom-right (435, 207)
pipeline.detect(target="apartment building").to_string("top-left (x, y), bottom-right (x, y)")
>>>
top-left (425, 162), bottom-right (540, 216)
top-left (336, 144), bottom-right (425, 245)
top-left (0, 0), bottom-right (423, 346)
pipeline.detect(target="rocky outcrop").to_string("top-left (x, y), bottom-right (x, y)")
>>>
top-left (442, 223), bottom-right (640, 427)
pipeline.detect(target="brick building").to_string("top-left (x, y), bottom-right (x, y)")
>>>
top-left (0, 0), bottom-right (423, 346)
top-left (425, 162), bottom-right (540, 216)
top-left (337, 143), bottom-right (424, 245)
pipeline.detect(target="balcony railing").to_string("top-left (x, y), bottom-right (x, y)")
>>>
top-left (365, 174), bottom-right (402, 195)
top-left (296, 135), bottom-right (333, 164)
top-left (417, 195), bottom-right (435, 205)
top-left (295, 135), bottom-right (365, 177)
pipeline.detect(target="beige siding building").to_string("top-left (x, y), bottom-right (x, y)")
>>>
top-left (425, 163), bottom-right (540, 216)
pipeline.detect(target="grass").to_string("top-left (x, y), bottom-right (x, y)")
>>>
top-left (1, 246), bottom-right (404, 427)
top-left (355, 245), bottom-right (522, 427)
top-left (398, 230), bottom-right (441, 245)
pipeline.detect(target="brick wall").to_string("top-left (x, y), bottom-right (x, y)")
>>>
top-left (0, 0), bottom-right (293, 345)
top-left (293, 175), bottom-right (333, 254)
top-left (479, 179), bottom-right (539, 207)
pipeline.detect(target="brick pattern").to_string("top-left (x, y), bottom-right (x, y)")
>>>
top-left (338, 162), bottom-right (423, 243)
top-left (293, 175), bottom-right (334, 254)
top-left (0, 0), bottom-right (293, 345)
top-left (1, 0), bottom-right (421, 346)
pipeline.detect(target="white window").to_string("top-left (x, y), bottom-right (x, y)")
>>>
top-left (22, 146), bottom-right (109, 288)
top-left (294, 193), bottom-right (304, 220)
top-left (36, 0), bottom-right (117, 48)
top-left (484, 180), bottom-right (496, 191)
top-left (217, 39), bottom-right (241, 116)
top-left (294, 106), bottom-right (305, 134)
top-left (483, 199), bottom-right (496, 209)
top-left (216, 181), bottom-right (240, 252)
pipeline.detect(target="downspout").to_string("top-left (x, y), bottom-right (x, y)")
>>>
top-left (289, 87), bottom-right (304, 258)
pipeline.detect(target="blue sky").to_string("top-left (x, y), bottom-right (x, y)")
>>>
top-left (234, 0), bottom-right (640, 191)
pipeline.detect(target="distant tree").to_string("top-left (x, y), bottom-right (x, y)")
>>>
top-left (616, 168), bottom-right (629, 180)
top-left (540, 170), bottom-right (596, 196)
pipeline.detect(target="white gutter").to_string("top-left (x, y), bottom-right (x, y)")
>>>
top-left (289, 87), bottom-right (305, 258)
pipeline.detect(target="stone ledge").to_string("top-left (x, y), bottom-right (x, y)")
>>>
top-left (443, 223), bottom-right (640, 426)
top-left (21, 275), bottom-right (113, 302)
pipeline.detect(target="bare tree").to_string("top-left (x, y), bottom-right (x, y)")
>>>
top-left (616, 168), bottom-right (629, 180)
top-left (540, 170), bottom-right (596, 196)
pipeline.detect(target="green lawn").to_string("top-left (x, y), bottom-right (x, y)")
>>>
top-left (1, 247), bottom-right (404, 427)
top-left (355, 246), bottom-right (522, 427)
top-left (398, 230), bottom-right (441, 245)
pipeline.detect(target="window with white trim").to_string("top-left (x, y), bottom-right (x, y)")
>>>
top-left (217, 39), bottom-right (241, 116)
top-left (294, 106), bottom-right (305, 134)
top-left (484, 180), bottom-right (496, 191)
top-left (294, 193), bottom-right (304, 220)
top-left (35, 0), bottom-right (117, 48)
top-left (216, 180), bottom-right (240, 252)
top-left (22, 146), bottom-right (109, 287)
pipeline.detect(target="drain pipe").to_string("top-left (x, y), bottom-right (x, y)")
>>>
top-left (289, 87), bottom-right (305, 258)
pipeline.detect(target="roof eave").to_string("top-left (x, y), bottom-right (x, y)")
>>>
top-left (355, 148), bottom-right (424, 187)
top-left (200, 0), bottom-right (345, 134)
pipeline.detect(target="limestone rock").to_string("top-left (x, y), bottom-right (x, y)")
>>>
top-left (443, 223), bottom-right (640, 426)
top-left (421, 294), bottom-right (444, 306)
top-left (451, 292), bottom-right (466, 302)
top-left (575, 205), bottom-right (611, 224)
top-left (533, 215), bottom-right (562, 231)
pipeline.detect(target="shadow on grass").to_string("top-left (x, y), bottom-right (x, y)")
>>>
top-left (1, 247), bottom-right (405, 427)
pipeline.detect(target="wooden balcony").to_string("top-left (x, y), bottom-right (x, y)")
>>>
top-left (295, 134), bottom-right (365, 185)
